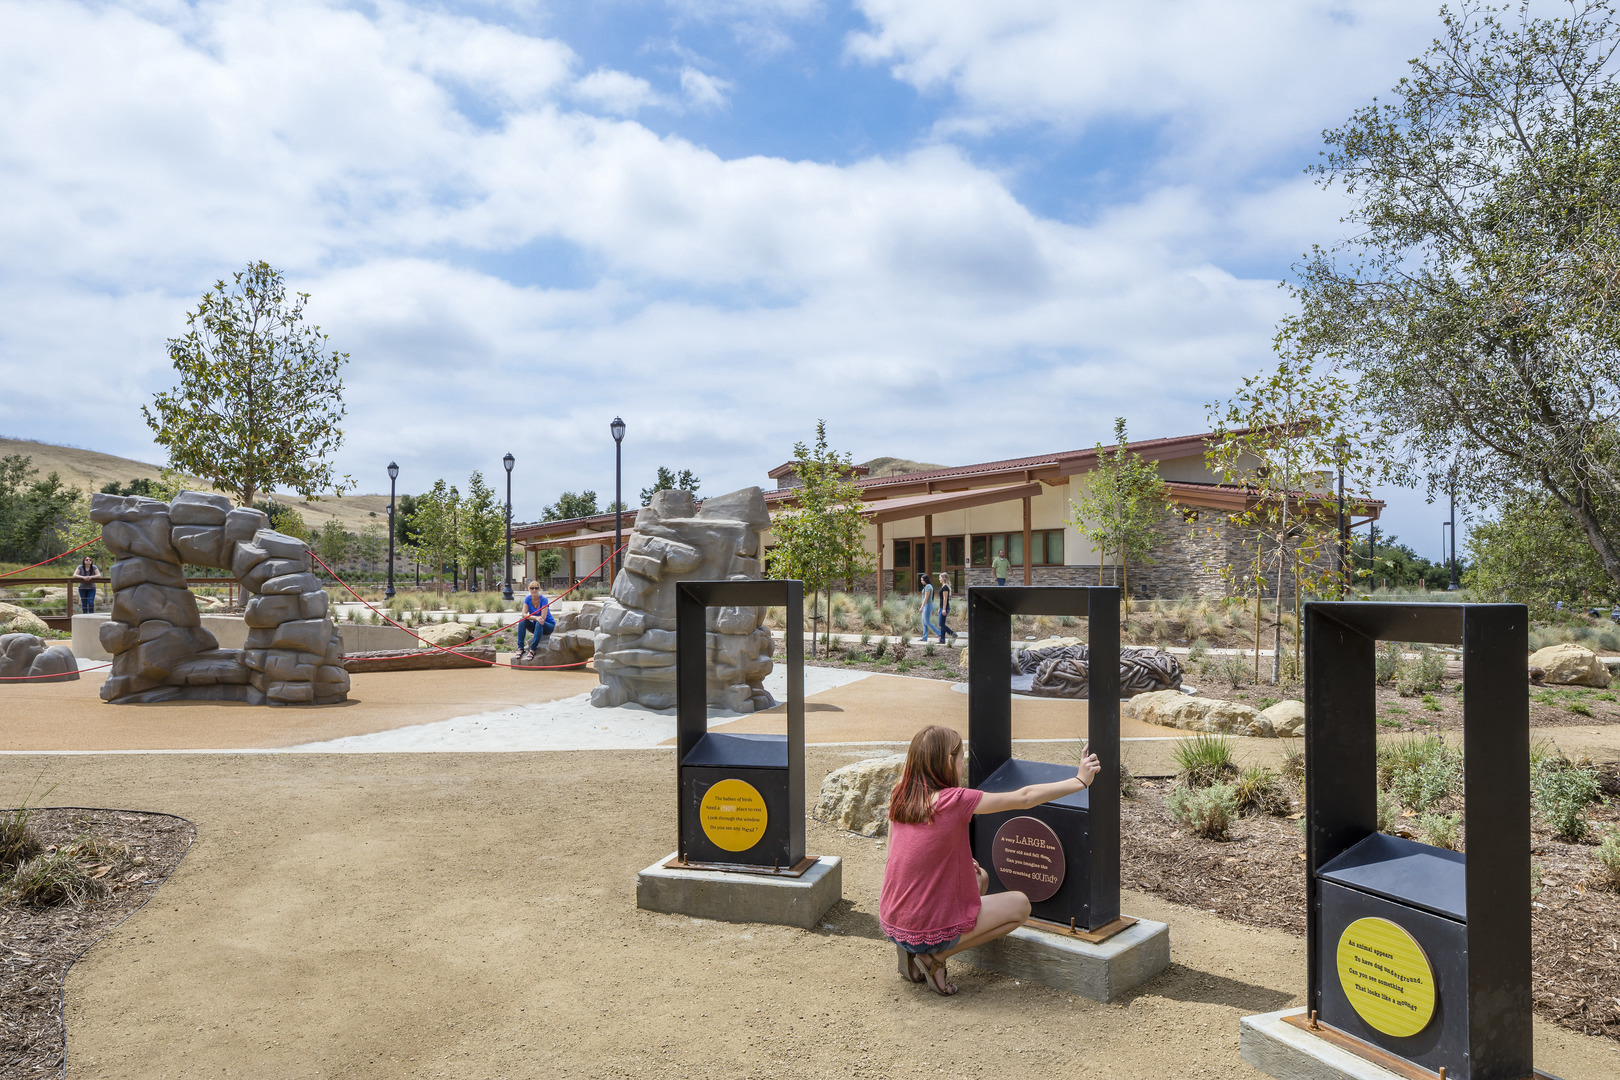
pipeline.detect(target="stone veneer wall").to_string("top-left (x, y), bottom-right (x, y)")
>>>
top-left (92, 491), bottom-right (349, 706)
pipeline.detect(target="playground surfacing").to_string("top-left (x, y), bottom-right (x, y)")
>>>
top-left (2, 665), bottom-right (1617, 1078)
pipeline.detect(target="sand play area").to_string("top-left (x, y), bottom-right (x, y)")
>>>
top-left (1, 661), bottom-right (1617, 1079)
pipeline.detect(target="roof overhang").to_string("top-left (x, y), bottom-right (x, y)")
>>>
top-left (864, 481), bottom-right (1046, 524)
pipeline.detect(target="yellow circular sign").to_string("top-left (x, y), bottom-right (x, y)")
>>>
top-left (1336, 917), bottom-right (1437, 1038)
top-left (699, 779), bottom-right (769, 852)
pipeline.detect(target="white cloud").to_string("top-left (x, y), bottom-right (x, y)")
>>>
top-left (679, 65), bottom-right (734, 108)
top-left (848, 0), bottom-right (1436, 172)
top-left (0, 0), bottom-right (1352, 523)
top-left (573, 68), bottom-right (666, 115)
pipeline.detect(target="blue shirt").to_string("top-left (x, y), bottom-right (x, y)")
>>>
top-left (524, 594), bottom-right (555, 625)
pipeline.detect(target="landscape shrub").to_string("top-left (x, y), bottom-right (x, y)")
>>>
top-left (1595, 830), bottom-right (1620, 890)
top-left (0, 805), bottom-right (44, 871)
top-left (1395, 647), bottom-right (1447, 696)
top-left (1420, 812), bottom-right (1462, 851)
top-left (1377, 791), bottom-right (1401, 833)
top-left (1167, 782), bottom-right (1238, 840)
top-left (1374, 641), bottom-right (1402, 686)
top-left (1280, 741), bottom-right (1305, 784)
top-left (1233, 766), bottom-right (1291, 816)
top-left (1187, 639), bottom-right (1209, 665)
top-left (1532, 756), bottom-right (1604, 842)
top-left (1204, 651), bottom-right (1250, 687)
top-left (1377, 736), bottom-right (1462, 813)
top-left (1173, 733), bottom-right (1239, 788)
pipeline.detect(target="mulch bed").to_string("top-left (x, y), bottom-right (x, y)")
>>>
top-left (783, 643), bottom-right (966, 682)
top-left (2, 809), bottom-right (194, 1078)
top-left (1121, 777), bottom-right (1620, 1042)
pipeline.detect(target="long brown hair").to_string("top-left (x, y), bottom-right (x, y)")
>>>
top-left (888, 725), bottom-right (963, 825)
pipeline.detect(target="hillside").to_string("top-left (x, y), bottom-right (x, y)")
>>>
top-left (858, 456), bottom-right (945, 478)
top-left (0, 437), bottom-right (391, 532)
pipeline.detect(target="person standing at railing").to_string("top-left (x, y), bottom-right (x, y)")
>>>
top-left (71, 556), bottom-right (100, 614)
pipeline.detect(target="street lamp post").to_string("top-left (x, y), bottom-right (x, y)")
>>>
top-left (1448, 479), bottom-right (1459, 590)
top-left (503, 452), bottom-right (515, 601)
top-left (451, 489), bottom-right (459, 593)
top-left (385, 462), bottom-right (399, 600)
top-left (611, 416), bottom-right (626, 585)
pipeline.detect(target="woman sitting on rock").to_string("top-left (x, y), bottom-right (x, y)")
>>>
top-left (516, 580), bottom-right (554, 661)
top-left (879, 724), bottom-right (1101, 996)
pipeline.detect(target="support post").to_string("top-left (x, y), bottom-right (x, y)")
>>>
top-left (875, 520), bottom-right (884, 604)
top-left (1023, 496), bottom-right (1033, 586)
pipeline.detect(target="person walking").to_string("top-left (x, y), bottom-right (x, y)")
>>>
top-left (516, 580), bottom-right (554, 661)
top-left (992, 548), bottom-right (1010, 587)
top-left (880, 724), bottom-right (1101, 995)
top-left (935, 571), bottom-right (956, 645)
top-left (918, 573), bottom-right (937, 640)
top-left (71, 555), bottom-right (100, 614)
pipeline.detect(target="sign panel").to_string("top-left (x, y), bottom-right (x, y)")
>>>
top-left (699, 778), bottom-right (769, 852)
top-left (990, 815), bottom-right (1066, 902)
top-left (1336, 916), bottom-right (1437, 1038)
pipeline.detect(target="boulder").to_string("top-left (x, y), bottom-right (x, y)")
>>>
top-left (223, 507), bottom-right (271, 544)
top-left (1260, 699), bottom-right (1306, 737)
top-left (1528, 643), bottom-right (1611, 688)
top-left (813, 754), bottom-right (906, 837)
top-left (110, 556), bottom-right (188, 591)
top-left (168, 490), bottom-right (232, 526)
top-left (0, 633), bottom-right (45, 677)
top-left (1124, 691), bottom-right (1274, 737)
top-left (518, 629), bottom-right (596, 669)
top-left (103, 517), bottom-right (179, 563)
top-left (417, 621), bottom-right (477, 647)
top-left (99, 619), bottom-right (139, 655)
top-left (0, 602), bottom-right (49, 638)
top-left (110, 583), bottom-right (200, 628)
top-left (27, 644), bottom-right (79, 682)
top-left (171, 525), bottom-right (228, 568)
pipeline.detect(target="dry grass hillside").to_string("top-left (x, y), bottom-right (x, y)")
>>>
top-left (0, 436), bottom-right (392, 531)
top-left (858, 456), bottom-right (944, 478)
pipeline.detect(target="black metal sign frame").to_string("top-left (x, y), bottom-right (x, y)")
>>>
top-left (675, 579), bottom-right (804, 867)
top-left (1304, 602), bottom-right (1529, 1080)
top-left (967, 585), bottom-right (1121, 931)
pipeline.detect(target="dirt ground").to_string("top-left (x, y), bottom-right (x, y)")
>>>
top-left (0, 749), bottom-right (1614, 1080)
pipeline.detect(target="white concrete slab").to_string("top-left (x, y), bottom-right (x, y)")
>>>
top-left (1240, 1008), bottom-right (1408, 1080)
top-left (286, 666), bottom-right (872, 753)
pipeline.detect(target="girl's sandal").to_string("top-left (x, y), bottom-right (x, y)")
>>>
top-left (918, 953), bottom-right (957, 996)
top-left (896, 944), bottom-right (925, 983)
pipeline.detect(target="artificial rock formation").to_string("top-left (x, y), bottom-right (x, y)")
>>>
top-left (0, 633), bottom-right (79, 682)
top-left (513, 602), bottom-right (600, 669)
top-left (590, 487), bottom-right (774, 713)
top-left (92, 491), bottom-right (349, 705)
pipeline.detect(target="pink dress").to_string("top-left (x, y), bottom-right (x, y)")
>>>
top-left (878, 786), bottom-right (984, 947)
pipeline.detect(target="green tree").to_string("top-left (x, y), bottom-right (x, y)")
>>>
top-left (315, 517), bottom-right (352, 575)
top-left (145, 261), bottom-right (350, 507)
top-left (1467, 493), bottom-right (1611, 615)
top-left (1207, 355), bottom-right (1374, 682)
top-left (530, 548), bottom-right (562, 583)
top-left (1067, 418), bottom-right (1172, 598)
top-left (356, 523), bottom-right (386, 576)
top-left (1284, 1), bottom-right (1620, 588)
top-left (0, 456), bottom-right (83, 564)
top-left (767, 421), bottom-right (874, 656)
top-left (459, 471), bottom-right (505, 591)
top-left (412, 481), bottom-right (459, 594)
top-left (640, 467), bottom-right (700, 505)
top-left (1349, 532), bottom-right (1453, 589)
top-left (543, 491), bottom-right (599, 521)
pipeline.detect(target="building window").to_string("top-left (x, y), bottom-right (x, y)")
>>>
top-left (969, 531), bottom-right (1064, 567)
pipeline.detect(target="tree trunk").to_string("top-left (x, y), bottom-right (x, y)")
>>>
top-left (1551, 479), bottom-right (1620, 592)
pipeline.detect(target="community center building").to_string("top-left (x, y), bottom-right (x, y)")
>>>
top-left (513, 429), bottom-right (1382, 601)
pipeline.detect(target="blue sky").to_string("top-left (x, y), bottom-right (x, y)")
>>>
top-left (0, 0), bottom-right (1473, 556)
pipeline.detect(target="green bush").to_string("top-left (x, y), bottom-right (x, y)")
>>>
top-left (1375, 641), bottom-right (1402, 686)
top-left (1204, 651), bottom-right (1250, 687)
top-left (1595, 830), bottom-right (1620, 890)
top-left (1420, 812), bottom-right (1462, 851)
top-left (1234, 766), bottom-right (1292, 816)
top-left (1173, 733), bottom-right (1239, 788)
top-left (1395, 647), bottom-right (1446, 696)
top-left (1377, 791), bottom-right (1401, 833)
top-left (1532, 757), bottom-right (1603, 842)
top-left (1167, 782), bottom-right (1238, 840)
top-left (1187, 639), bottom-right (1209, 664)
top-left (1377, 736), bottom-right (1462, 813)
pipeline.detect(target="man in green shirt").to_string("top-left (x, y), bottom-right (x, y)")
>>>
top-left (992, 549), bottom-right (1010, 586)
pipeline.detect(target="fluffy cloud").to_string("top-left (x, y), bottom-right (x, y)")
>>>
top-left (0, 0), bottom-right (1396, 526)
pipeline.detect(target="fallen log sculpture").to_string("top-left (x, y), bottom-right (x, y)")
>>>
top-left (342, 646), bottom-right (496, 674)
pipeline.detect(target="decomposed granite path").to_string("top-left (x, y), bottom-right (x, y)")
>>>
top-left (1, 750), bottom-right (1612, 1080)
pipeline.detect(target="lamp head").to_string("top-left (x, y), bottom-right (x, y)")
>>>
top-left (610, 416), bottom-right (626, 443)
top-left (387, 461), bottom-right (399, 481)
top-left (503, 452), bottom-right (515, 473)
